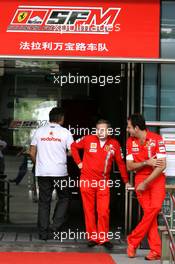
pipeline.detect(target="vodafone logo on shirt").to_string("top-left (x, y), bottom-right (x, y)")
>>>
top-left (40, 131), bottom-right (61, 142)
top-left (40, 137), bottom-right (61, 142)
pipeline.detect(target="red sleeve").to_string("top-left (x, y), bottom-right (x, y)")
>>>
top-left (155, 135), bottom-right (166, 159)
top-left (115, 141), bottom-right (129, 184)
top-left (126, 138), bottom-right (134, 161)
top-left (71, 136), bottom-right (86, 165)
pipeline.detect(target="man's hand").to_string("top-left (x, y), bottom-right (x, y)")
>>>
top-left (146, 156), bottom-right (165, 168)
top-left (155, 158), bottom-right (166, 168)
top-left (78, 162), bottom-right (83, 169)
top-left (125, 182), bottom-right (133, 190)
top-left (136, 182), bottom-right (147, 192)
top-left (67, 150), bottom-right (72, 157)
top-left (146, 155), bottom-right (157, 167)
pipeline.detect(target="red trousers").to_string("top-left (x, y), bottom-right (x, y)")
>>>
top-left (80, 176), bottom-right (110, 244)
top-left (127, 175), bottom-right (165, 255)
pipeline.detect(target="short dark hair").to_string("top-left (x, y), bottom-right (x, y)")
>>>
top-left (49, 107), bottom-right (64, 122)
top-left (96, 119), bottom-right (111, 128)
top-left (128, 113), bottom-right (146, 130)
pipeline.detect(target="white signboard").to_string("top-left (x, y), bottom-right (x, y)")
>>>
top-left (161, 129), bottom-right (175, 177)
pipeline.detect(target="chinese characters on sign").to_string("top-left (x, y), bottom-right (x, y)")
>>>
top-left (19, 41), bottom-right (109, 52)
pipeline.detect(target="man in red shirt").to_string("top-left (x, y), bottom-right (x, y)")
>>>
top-left (71, 119), bottom-right (130, 249)
top-left (126, 114), bottom-right (166, 260)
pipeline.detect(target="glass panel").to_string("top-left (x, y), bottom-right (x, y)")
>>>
top-left (161, 1), bottom-right (175, 58)
top-left (0, 60), bottom-right (60, 224)
top-left (13, 98), bottom-right (57, 146)
top-left (143, 64), bottom-right (158, 120)
top-left (160, 64), bottom-right (175, 121)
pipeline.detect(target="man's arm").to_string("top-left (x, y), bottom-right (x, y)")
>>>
top-left (71, 137), bottom-right (85, 169)
top-left (126, 156), bottom-right (164, 172)
top-left (115, 142), bottom-right (129, 184)
top-left (136, 158), bottom-right (166, 191)
top-left (144, 158), bottom-right (166, 185)
top-left (66, 131), bottom-right (74, 157)
top-left (127, 156), bottom-right (166, 192)
top-left (136, 135), bottom-right (167, 191)
top-left (29, 130), bottom-right (38, 163)
top-left (29, 145), bottom-right (37, 163)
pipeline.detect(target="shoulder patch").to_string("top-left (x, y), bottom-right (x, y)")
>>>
top-left (158, 140), bottom-right (164, 145)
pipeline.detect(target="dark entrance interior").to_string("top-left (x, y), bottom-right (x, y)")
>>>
top-left (61, 62), bottom-right (128, 233)
top-left (0, 60), bottom-right (137, 238)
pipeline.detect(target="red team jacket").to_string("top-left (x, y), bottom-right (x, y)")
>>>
top-left (126, 130), bottom-right (166, 177)
top-left (71, 135), bottom-right (128, 183)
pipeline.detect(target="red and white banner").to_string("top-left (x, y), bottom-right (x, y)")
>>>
top-left (0, 0), bottom-right (160, 59)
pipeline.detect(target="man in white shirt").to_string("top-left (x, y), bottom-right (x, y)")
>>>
top-left (30, 107), bottom-right (73, 240)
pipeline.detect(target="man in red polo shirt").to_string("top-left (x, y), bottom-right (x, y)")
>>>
top-left (71, 119), bottom-right (130, 249)
top-left (126, 113), bottom-right (166, 260)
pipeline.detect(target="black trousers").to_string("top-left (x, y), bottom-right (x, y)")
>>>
top-left (37, 176), bottom-right (70, 236)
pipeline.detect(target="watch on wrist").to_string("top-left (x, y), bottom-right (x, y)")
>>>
top-left (142, 161), bottom-right (147, 166)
